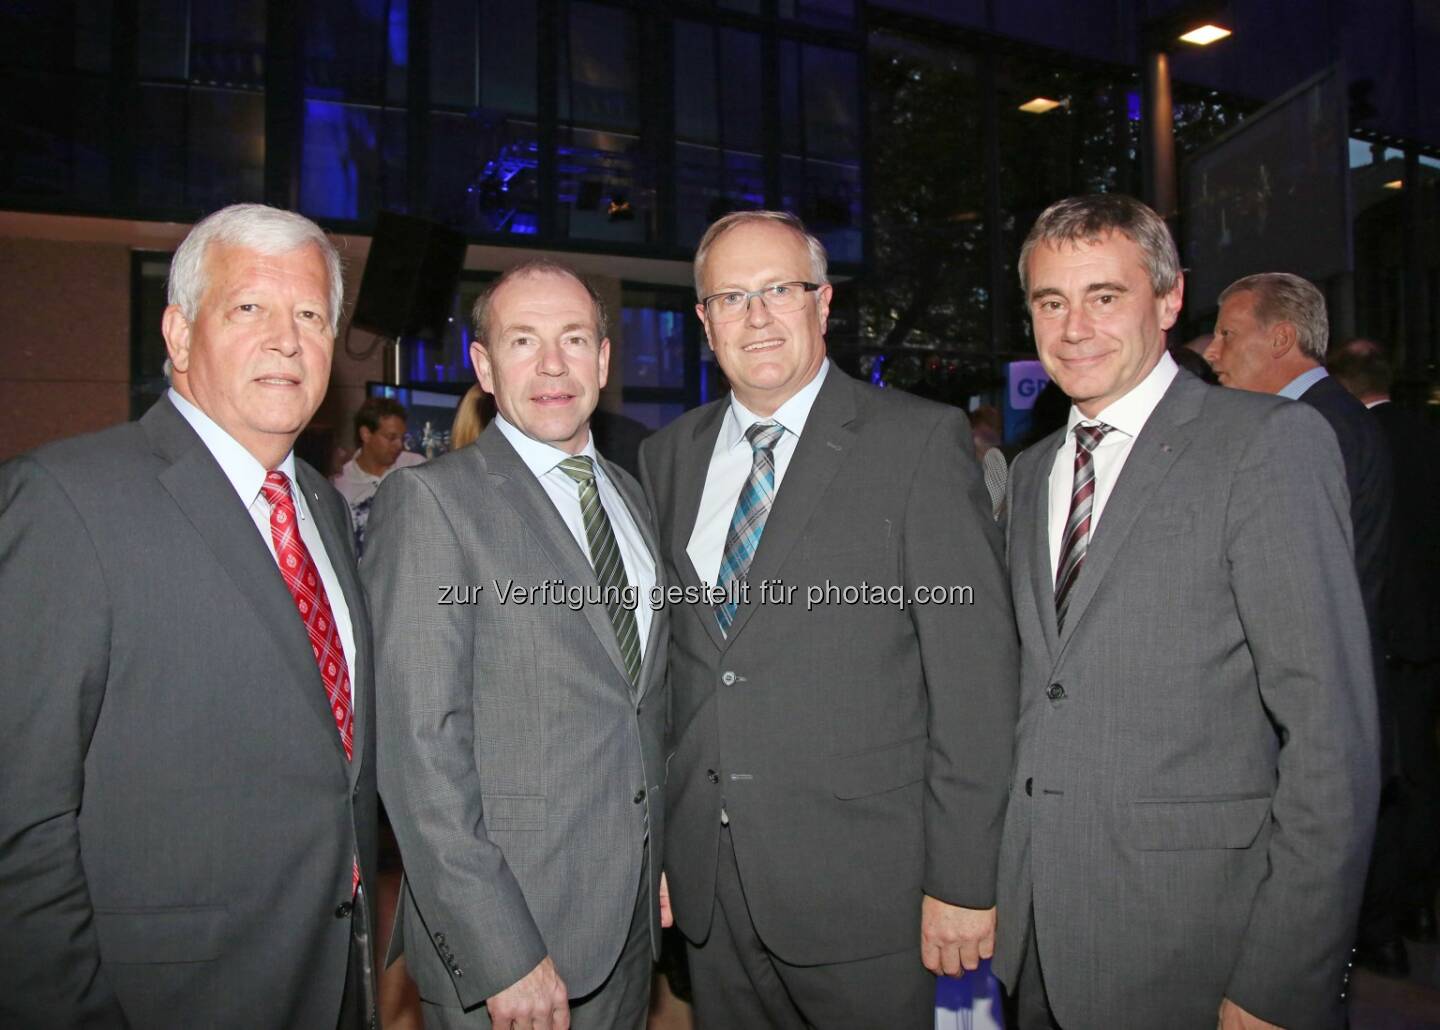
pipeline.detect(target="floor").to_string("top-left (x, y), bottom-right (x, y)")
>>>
top-left (1350, 933), bottom-right (1440, 1029)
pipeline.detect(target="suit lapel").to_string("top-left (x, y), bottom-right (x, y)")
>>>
top-left (672, 402), bottom-right (728, 652)
top-left (721, 370), bottom-right (857, 644)
top-left (1051, 372), bottom-right (1206, 663)
top-left (600, 453), bottom-right (665, 702)
top-left (297, 461), bottom-right (370, 784)
top-left (1018, 431), bottom-right (1064, 659)
top-left (145, 400), bottom-right (347, 762)
top-left (479, 426), bottom-right (631, 687)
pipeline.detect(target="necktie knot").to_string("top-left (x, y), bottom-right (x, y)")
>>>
top-left (262, 469), bottom-right (293, 509)
top-left (745, 421), bottom-right (784, 453)
top-left (557, 455), bottom-right (597, 486)
top-left (1074, 422), bottom-right (1112, 453)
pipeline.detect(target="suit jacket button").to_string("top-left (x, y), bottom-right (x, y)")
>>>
top-left (335, 901), bottom-right (353, 919)
top-left (721, 671), bottom-right (737, 686)
top-left (1046, 683), bottom-right (1066, 700)
top-left (707, 769), bottom-right (720, 784)
top-left (1025, 777), bottom-right (1033, 796)
top-left (633, 788), bottom-right (646, 803)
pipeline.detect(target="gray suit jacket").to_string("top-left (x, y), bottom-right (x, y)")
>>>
top-left (993, 370), bottom-right (1380, 1029)
top-left (0, 396), bottom-right (378, 1029)
top-left (363, 423), bottom-right (668, 1009)
top-left (639, 367), bottom-right (1019, 965)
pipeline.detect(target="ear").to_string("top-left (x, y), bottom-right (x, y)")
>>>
top-left (695, 302), bottom-right (717, 354)
top-left (815, 283), bottom-right (834, 335)
top-left (597, 336), bottom-right (611, 391)
top-left (358, 425), bottom-right (373, 447)
top-left (1271, 321), bottom-right (1298, 359)
top-left (1158, 273), bottom-right (1184, 332)
top-left (162, 305), bottom-right (193, 374)
top-left (470, 341), bottom-right (494, 394)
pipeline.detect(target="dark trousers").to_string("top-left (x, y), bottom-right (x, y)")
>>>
top-left (685, 825), bottom-right (935, 1030)
top-left (1359, 660), bottom-right (1440, 943)
top-left (338, 887), bottom-right (377, 1030)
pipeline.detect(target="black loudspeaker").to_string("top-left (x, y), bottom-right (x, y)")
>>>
top-left (352, 212), bottom-right (467, 340)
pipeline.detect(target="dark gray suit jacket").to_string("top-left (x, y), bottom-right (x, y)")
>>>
top-left (363, 424), bottom-right (668, 1009)
top-left (0, 396), bottom-right (378, 1029)
top-left (639, 367), bottom-right (1019, 965)
top-left (994, 371), bottom-right (1379, 1029)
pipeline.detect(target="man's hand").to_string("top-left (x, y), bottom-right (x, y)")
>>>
top-left (1218, 997), bottom-right (1282, 1030)
top-left (920, 896), bottom-right (995, 977)
top-left (486, 956), bottom-right (569, 1030)
top-left (659, 872), bottom-right (674, 928)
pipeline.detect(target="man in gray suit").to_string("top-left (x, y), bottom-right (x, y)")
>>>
top-left (364, 259), bottom-right (669, 1030)
top-left (0, 204), bottom-right (377, 1028)
top-left (994, 194), bottom-right (1379, 1029)
top-left (639, 211), bottom-right (1018, 1027)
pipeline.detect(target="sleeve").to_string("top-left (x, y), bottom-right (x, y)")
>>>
top-left (904, 410), bottom-right (1021, 908)
top-left (0, 456), bottom-right (129, 1028)
top-left (1222, 402), bottom-right (1381, 1027)
top-left (362, 470), bottom-right (547, 1008)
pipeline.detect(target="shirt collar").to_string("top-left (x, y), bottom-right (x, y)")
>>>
top-left (168, 388), bottom-right (299, 513)
top-left (723, 358), bottom-right (830, 450)
top-left (1064, 350), bottom-right (1179, 442)
top-left (1278, 365), bottom-right (1328, 400)
top-left (494, 412), bottom-right (605, 483)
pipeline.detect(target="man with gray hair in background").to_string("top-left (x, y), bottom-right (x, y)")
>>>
top-left (0, 203), bottom-right (377, 1028)
top-left (997, 195), bottom-right (1377, 1028)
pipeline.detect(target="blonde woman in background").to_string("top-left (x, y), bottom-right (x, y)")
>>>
top-left (449, 383), bottom-right (494, 450)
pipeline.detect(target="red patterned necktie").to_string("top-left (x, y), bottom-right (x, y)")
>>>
top-left (1054, 422), bottom-right (1113, 633)
top-left (262, 470), bottom-right (359, 893)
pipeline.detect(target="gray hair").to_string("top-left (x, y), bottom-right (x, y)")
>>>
top-left (471, 258), bottom-right (609, 347)
top-left (168, 203), bottom-right (344, 333)
top-left (1018, 194), bottom-right (1181, 298)
top-left (693, 210), bottom-right (829, 296)
top-left (1218, 272), bottom-right (1329, 360)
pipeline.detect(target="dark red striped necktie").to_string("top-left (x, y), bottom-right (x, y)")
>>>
top-left (1054, 423), bottom-right (1112, 633)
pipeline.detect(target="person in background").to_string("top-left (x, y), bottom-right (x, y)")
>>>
top-left (333, 395), bottom-right (426, 555)
top-left (1330, 336), bottom-right (1440, 972)
top-left (449, 384), bottom-right (496, 451)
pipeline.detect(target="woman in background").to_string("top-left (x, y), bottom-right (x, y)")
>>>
top-left (449, 384), bottom-right (495, 450)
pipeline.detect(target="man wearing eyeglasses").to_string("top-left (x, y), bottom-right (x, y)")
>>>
top-left (638, 210), bottom-right (1018, 1027)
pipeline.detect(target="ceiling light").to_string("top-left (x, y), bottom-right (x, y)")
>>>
top-left (1178, 24), bottom-right (1232, 45)
top-left (1019, 97), bottom-right (1063, 114)
top-left (1384, 179), bottom-right (1404, 190)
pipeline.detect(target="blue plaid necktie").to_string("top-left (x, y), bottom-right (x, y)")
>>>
top-left (715, 422), bottom-right (785, 636)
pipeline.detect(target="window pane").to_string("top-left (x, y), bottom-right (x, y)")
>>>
top-left (620, 402), bottom-right (686, 431)
top-left (431, 0), bottom-right (478, 107)
top-left (430, 111), bottom-right (541, 235)
top-left (190, 1), bottom-right (266, 89)
top-left (1, 71), bottom-right (112, 207)
top-left (306, 0), bottom-right (407, 104)
top-left (864, 33), bottom-right (988, 352)
top-left (620, 291), bottom-right (691, 390)
top-left (138, 0), bottom-right (190, 80)
top-left (778, 0), bottom-right (857, 31)
top-left (558, 127), bottom-right (654, 243)
top-left (2, 1), bottom-right (113, 74)
top-left (779, 42), bottom-right (862, 262)
top-left (480, 0), bottom-right (536, 115)
top-left (560, 3), bottom-right (638, 132)
top-left (301, 102), bottom-right (407, 221)
top-left (187, 88), bottom-right (265, 210)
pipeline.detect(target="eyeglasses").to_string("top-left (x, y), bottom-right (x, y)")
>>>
top-left (700, 281), bottom-right (820, 323)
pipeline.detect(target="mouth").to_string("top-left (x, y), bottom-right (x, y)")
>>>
top-left (741, 338), bottom-right (785, 354)
top-left (1058, 352), bottom-right (1112, 370)
top-left (254, 373), bottom-right (301, 387)
top-left (532, 391), bottom-right (576, 405)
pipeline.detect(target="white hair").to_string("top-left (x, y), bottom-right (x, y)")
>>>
top-left (168, 203), bottom-right (344, 333)
top-left (693, 210), bottom-right (829, 296)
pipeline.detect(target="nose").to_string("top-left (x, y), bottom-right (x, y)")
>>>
top-left (270, 313), bottom-right (303, 357)
top-left (536, 338), bottom-right (566, 376)
top-left (1060, 305), bottom-right (1092, 343)
top-left (744, 292), bottom-right (776, 329)
top-left (1203, 338), bottom-right (1221, 366)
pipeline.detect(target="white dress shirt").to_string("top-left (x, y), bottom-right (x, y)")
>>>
top-left (687, 360), bottom-right (831, 586)
top-left (1047, 352), bottom-right (1178, 584)
top-left (495, 415), bottom-right (656, 655)
top-left (168, 388), bottom-right (356, 697)
top-left (1277, 365), bottom-right (1329, 400)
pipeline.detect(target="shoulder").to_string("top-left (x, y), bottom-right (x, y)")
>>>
top-left (5, 421), bottom-right (155, 503)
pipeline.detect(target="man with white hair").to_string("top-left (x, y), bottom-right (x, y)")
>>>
top-left (0, 203), bottom-right (377, 1028)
